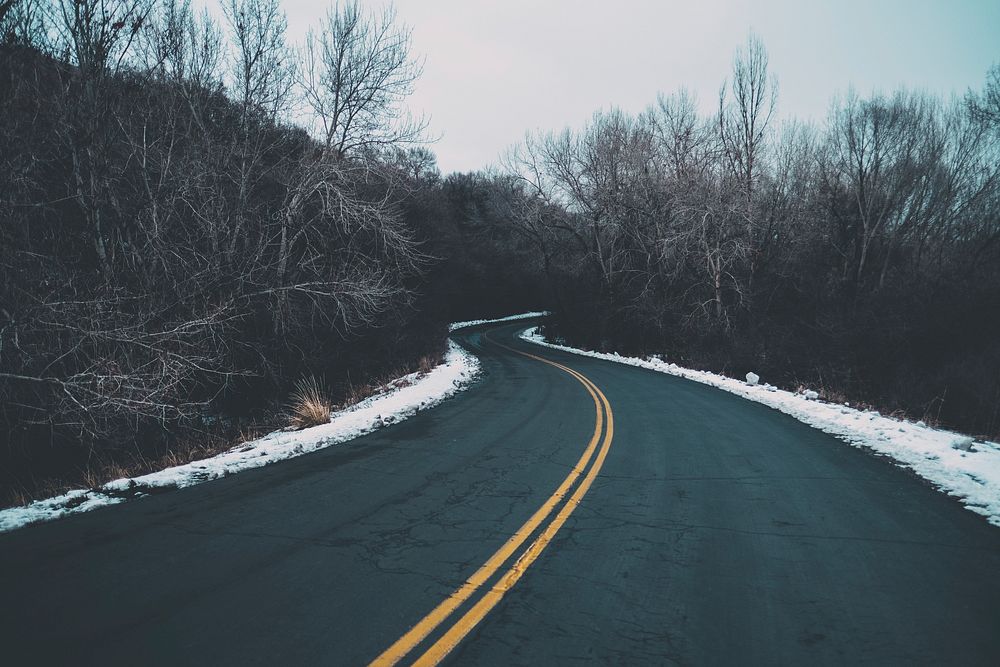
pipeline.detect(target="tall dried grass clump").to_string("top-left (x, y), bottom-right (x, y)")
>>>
top-left (288, 376), bottom-right (333, 429)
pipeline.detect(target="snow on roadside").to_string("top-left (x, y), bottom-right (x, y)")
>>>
top-left (449, 311), bottom-right (549, 332)
top-left (520, 326), bottom-right (1000, 527)
top-left (0, 341), bottom-right (481, 533)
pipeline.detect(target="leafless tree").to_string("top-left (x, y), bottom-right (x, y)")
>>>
top-left (718, 32), bottom-right (777, 281)
top-left (223, 0), bottom-right (292, 124)
top-left (46, 0), bottom-right (152, 277)
top-left (137, 0), bottom-right (222, 91)
top-left (822, 90), bottom-right (940, 290)
top-left (301, 0), bottom-right (426, 158)
top-left (53, 0), bottom-right (152, 77)
top-left (0, 0), bottom-right (15, 28)
top-left (270, 152), bottom-right (424, 335)
top-left (649, 88), bottom-right (713, 181)
top-left (1, 0), bottom-right (47, 45)
top-left (968, 64), bottom-right (1000, 128)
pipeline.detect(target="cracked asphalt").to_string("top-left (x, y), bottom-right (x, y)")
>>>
top-left (2, 322), bottom-right (1000, 665)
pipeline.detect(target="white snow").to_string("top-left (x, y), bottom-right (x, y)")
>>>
top-left (449, 311), bottom-right (549, 332)
top-left (520, 326), bottom-right (1000, 528)
top-left (0, 340), bottom-right (481, 533)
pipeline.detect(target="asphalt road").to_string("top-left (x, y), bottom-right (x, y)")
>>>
top-left (2, 322), bottom-right (1000, 666)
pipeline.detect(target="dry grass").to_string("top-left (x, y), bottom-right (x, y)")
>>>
top-left (1, 422), bottom-right (277, 509)
top-left (417, 353), bottom-right (440, 374)
top-left (2, 354), bottom-right (447, 509)
top-left (340, 381), bottom-right (379, 408)
top-left (818, 387), bottom-right (850, 405)
top-left (336, 352), bottom-right (441, 409)
top-left (288, 375), bottom-right (333, 430)
top-left (5, 487), bottom-right (32, 508)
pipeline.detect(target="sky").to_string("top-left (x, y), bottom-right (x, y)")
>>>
top-left (274, 0), bottom-right (1000, 174)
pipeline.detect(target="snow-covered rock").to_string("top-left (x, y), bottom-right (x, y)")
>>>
top-left (802, 389), bottom-right (820, 401)
top-left (952, 437), bottom-right (976, 452)
top-left (746, 372), bottom-right (760, 386)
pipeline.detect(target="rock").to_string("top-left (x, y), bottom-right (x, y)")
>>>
top-left (951, 437), bottom-right (976, 452)
top-left (745, 372), bottom-right (760, 386)
top-left (802, 389), bottom-right (819, 400)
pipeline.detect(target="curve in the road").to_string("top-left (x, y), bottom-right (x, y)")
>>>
top-left (373, 335), bottom-right (615, 666)
top-left (3, 321), bottom-right (999, 666)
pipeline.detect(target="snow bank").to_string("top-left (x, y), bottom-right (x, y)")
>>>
top-left (0, 341), bottom-right (481, 533)
top-left (449, 311), bottom-right (548, 332)
top-left (520, 327), bottom-right (1000, 527)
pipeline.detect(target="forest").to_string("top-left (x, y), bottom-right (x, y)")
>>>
top-left (1, 0), bottom-right (998, 506)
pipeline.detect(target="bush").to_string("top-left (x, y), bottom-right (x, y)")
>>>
top-left (287, 376), bottom-right (333, 430)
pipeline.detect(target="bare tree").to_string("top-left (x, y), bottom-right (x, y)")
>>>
top-left (968, 64), bottom-right (1000, 128)
top-left (219, 0), bottom-right (293, 283)
top-left (1, 0), bottom-right (47, 45)
top-left (137, 0), bottom-right (222, 92)
top-left (270, 153), bottom-right (424, 335)
top-left (301, 0), bottom-right (425, 158)
top-left (823, 90), bottom-right (940, 292)
top-left (718, 32), bottom-right (777, 279)
top-left (223, 0), bottom-right (292, 124)
top-left (649, 88), bottom-right (713, 181)
top-left (53, 0), bottom-right (152, 77)
top-left (0, 0), bottom-right (15, 28)
top-left (48, 0), bottom-right (153, 277)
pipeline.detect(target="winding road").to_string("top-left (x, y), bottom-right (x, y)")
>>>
top-left (2, 321), bottom-right (999, 665)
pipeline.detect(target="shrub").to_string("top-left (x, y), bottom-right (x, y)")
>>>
top-left (417, 352), bottom-right (442, 374)
top-left (288, 376), bottom-right (333, 430)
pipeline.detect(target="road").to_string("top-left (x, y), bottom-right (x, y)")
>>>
top-left (2, 321), bottom-right (1000, 665)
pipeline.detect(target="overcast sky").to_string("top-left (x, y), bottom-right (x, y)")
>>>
top-left (276, 0), bottom-right (1000, 174)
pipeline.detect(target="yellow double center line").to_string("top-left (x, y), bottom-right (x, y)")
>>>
top-left (370, 336), bottom-right (614, 666)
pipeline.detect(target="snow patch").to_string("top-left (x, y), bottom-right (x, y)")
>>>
top-left (952, 437), bottom-right (976, 453)
top-left (0, 340), bottom-right (481, 533)
top-left (519, 326), bottom-right (1000, 528)
top-left (449, 311), bottom-right (548, 332)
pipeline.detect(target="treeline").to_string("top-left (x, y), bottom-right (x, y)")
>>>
top-left (0, 0), bottom-right (531, 502)
top-left (2, 1), bottom-right (997, 504)
top-left (496, 36), bottom-right (1000, 438)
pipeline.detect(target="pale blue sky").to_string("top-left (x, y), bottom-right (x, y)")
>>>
top-left (274, 0), bottom-right (1000, 173)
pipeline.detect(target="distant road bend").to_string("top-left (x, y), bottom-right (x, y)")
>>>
top-left (2, 321), bottom-right (999, 665)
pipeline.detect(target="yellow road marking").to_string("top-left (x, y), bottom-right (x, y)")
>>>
top-left (413, 377), bottom-right (613, 665)
top-left (370, 335), bottom-right (613, 666)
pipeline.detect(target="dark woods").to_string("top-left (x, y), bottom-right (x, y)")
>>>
top-left (504, 38), bottom-right (1000, 440)
top-left (0, 0), bottom-right (536, 502)
top-left (1, 2), bottom-right (997, 504)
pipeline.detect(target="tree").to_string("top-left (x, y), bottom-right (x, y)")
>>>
top-left (54, 0), bottom-right (152, 77)
top-left (1, 0), bottom-right (47, 45)
top-left (822, 90), bottom-right (950, 293)
top-left (223, 0), bottom-right (292, 125)
top-left (137, 0), bottom-right (222, 91)
top-left (968, 64), bottom-right (1000, 128)
top-left (301, 0), bottom-right (425, 158)
top-left (718, 33), bottom-right (777, 280)
top-left (48, 0), bottom-right (153, 277)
